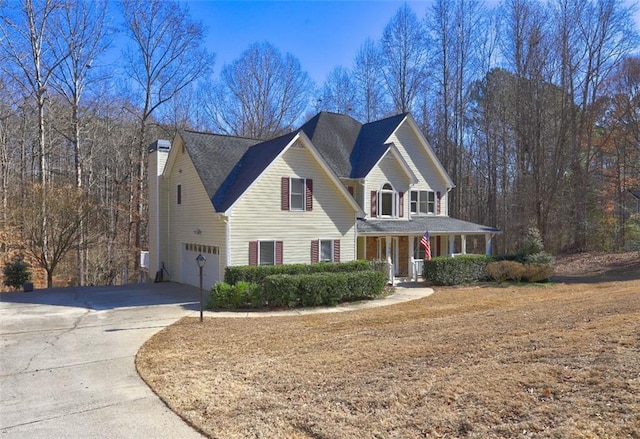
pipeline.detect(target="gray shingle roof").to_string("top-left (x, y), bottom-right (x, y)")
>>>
top-left (300, 112), bottom-right (362, 178)
top-left (350, 113), bottom-right (408, 178)
top-left (357, 216), bottom-right (500, 235)
top-left (213, 131), bottom-right (298, 212)
top-left (179, 130), bottom-right (260, 201)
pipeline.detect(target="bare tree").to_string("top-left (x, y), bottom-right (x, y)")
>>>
top-left (120, 0), bottom-right (214, 281)
top-left (18, 183), bottom-right (90, 287)
top-left (48, 0), bottom-right (111, 285)
top-left (205, 41), bottom-right (314, 139)
top-left (380, 3), bottom-right (429, 114)
top-left (319, 66), bottom-right (358, 116)
top-left (352, 38), bottom-right (389, 122)
top-left (1, 0), bottom-right (68, 287)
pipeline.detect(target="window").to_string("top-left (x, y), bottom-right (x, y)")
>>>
top-left (249, 241), bottom-right (283, 265)
top-left (259, 241), bottom-right (275, 265)
top-left (320, 240), bottom-right (333, 262)
top-left (410, 190), bottom-right (435, 214)
top-left (281, 177), bottom-right (312, 211)
top-left (290, 178), bottom-right (305, 210)
top-left (177, 184), bottom-right (182, 205)
top-left (311, 239), bottom-right (340, 263)
top-left (379, 183), bottom-right (396, 217)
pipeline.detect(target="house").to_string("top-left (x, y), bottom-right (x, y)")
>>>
top-left (147, 112), bottom-right (500, 288)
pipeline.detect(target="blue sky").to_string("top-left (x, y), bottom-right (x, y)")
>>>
top-left (188, 0), bottom-right (431, 84)
top-left (186, 0), bottom-right (640, 85)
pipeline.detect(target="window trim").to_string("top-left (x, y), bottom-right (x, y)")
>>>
top-left (290, 177), bottom-right (305, 211)
top-left (410, 190), bottom-right (436, 215)
top-left (258, 241), bottom-right (276, 266)
top-left (319, 239), bottom-right (334, 263)
top-left (378, 183), bottom-right (397, 218)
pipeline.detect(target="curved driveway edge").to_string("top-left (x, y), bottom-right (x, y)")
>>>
top-left (0, 283), bottom-right (205, 439)
top-left (0, 282), bottom-right (432, 438)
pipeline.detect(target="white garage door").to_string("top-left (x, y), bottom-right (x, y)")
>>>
top-left (182, 243), bottom-right (220, 289)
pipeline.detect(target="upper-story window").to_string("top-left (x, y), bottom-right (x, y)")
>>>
top-left (410, 190), bottom-right (435, 215)
top-left (177, 184), bottom-right (182, 205)
top-left (290, 178), bottom-right (305, 210)
top-left (371, 183), bottom-right (405, 218)
top-left (379, 183), bottom-right (396, 217)
top-left (281, 177), bottom-right (313, 211)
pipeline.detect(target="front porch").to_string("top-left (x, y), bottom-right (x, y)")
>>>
top-left (356, 216), bottom-right (500, 283)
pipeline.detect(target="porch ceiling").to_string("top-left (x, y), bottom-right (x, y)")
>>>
top-left (357, 216), bottom-right (500, 235)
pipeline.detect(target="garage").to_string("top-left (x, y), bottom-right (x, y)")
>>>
top-left (181, 243), bottom-right (220, 289)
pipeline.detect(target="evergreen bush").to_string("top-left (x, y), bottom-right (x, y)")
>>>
top-left (2, 255), bottom-right (32, 291)
top-left (423, 255), bottom-right (493, 286)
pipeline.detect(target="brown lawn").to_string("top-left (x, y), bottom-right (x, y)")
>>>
top-left (137, 254), bottom-right (640, 438)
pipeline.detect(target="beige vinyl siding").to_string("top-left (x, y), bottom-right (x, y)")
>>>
top-left (165, 137), bottom-right (226, 282)
top-left (365, 153), bottom-right (412, 219)
top-left (148, 148), bottom-right (169, 275)
top-left (388, 122), bottom-right (449, 216)
top-left (229, 140), bottom-right (357, 266)
top-left (341, 178), bottom-right (364, 211)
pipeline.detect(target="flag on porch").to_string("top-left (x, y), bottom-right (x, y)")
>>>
top-left (420, 230), bottom-right (431, 261)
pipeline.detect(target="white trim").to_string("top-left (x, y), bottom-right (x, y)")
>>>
top-left (410, 189), bottom-right (436, 215)
top-left (319, 238), bottom-right (335, 262)
top-left (378, 182), bottom-right (398, 218)
top-left (223, 131), bottom-right (364, 217)
top-left (388, 114), bottom-right (455, 189)
top-left (289, 177), bottom-right (306, 211)
top-left (258, 240), bottom-right (277, 266)
top-left (361, 143), bottom-right (418, 184)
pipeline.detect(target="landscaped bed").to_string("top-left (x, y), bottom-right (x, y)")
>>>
top-left (136, 253), bottom-right (640, 438)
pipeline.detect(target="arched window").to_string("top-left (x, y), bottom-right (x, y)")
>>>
top-left (379, 183), bottom-right (396, 217)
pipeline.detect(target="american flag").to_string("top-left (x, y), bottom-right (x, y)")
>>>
top-left (420, 230), bottom-right (431, 260)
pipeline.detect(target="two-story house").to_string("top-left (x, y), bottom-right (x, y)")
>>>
top-left (147, 112), bottom-right (499, 288)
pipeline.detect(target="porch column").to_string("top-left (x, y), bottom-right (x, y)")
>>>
top-left (408, 236), bottom-right (415, 281)
top-left (485, 233), bottom-right (493, 255)
top-left (448, 235), bottom-right (455, 256)
top-left (386, 235), bottom-right (392, 283)
top-left (461, 234), bottom-right (466, 255)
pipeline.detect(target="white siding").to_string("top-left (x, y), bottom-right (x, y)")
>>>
top-left (165, 137), bottom-right (226, 284)
top-left (388, 122), bottom-right (450, 216)
top-left (365, 153), bottom-right (412, 219)
top-left (229, 141), bottom-right (357, 266)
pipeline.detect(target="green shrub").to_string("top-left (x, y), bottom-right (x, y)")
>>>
top-left (423, 255), bottom-right (493, 286)
top-left (224, 260), bottom-right (373, 285)
top-left (522, 227), bottom-right (544, 255)
top-left (2, 255), bottom-right (32, 290)
top-left (262, 271), bottom-right (387, 308)
top-left (525, 252), bottom-right (555, 265)
top-left (207, 281), bottom-right (261, 309)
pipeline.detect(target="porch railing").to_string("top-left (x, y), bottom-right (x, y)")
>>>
top-left (411, 257), bottom-right (424, 281)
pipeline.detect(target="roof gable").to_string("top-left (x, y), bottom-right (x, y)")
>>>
top-left (349, 113), bottom-right (407, 178)
top-left (300, 112), bottom-right (361, 178)
top-left (176, 130), bottom-right (261, 201)
top-left (391, 115), bottom-right (455, 188)
top-left (213, 131), bottom-right (298, 212)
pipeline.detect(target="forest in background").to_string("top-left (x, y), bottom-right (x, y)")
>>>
top-left (1, 0), bottom-right (639, 289)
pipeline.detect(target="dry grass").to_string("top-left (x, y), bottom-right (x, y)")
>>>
top-left (137, 260), bottom-right (640, 438)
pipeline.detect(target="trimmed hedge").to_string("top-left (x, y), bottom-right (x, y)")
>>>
top-left (207, 281), bottom-right (261, 309)
top-left (262, 271), bottom-right (387, 308)
top-left (224, 260), bottom-right (373, 285)
top-left (422, 255), bottom-right (493, 286)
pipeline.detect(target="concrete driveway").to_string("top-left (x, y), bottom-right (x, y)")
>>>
top-left (0, 283), bottom-right (204, 438)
